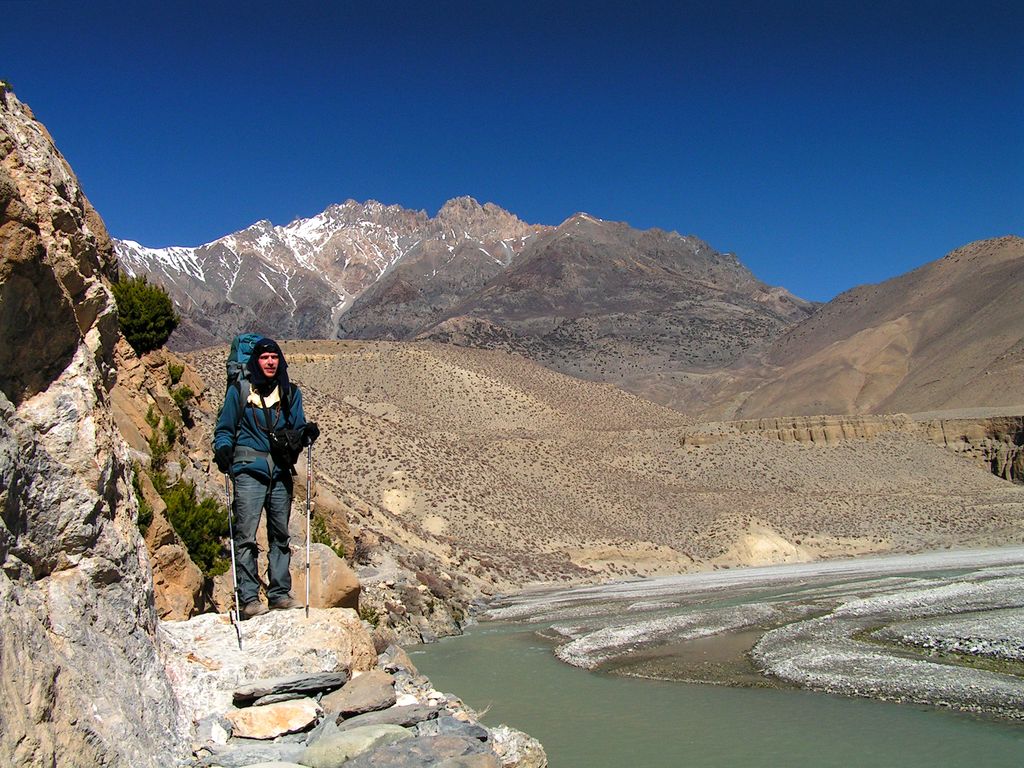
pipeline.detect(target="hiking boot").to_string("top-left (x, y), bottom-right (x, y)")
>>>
top-left (241, 600), bottom-right (269, 619)
top-left (269, 596), bottom-right (300, 610)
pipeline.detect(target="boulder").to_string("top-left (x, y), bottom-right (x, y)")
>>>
top-left (322, 669), bottom-right (396, 717)
top-left (336, 703), bottom-right (440, 732)
top-left (343, 734), bottom-right (495, 768)
top-left (159, 607), bottom-right (376, 724)
top-left (299, 724), bottom-right (414, 768)
top-left (489, 725), bottom-right (548, 768)
top-left (378, 644), bottom-right (419, 675)
top-left (211, 542), bottom-right (359, 613)
top-left (416, 715), bottom-right (489, 742)
top-left (224, 697), bottom-right (321, 740)
top-left (193, 743), bottom-right (306, 767)
top-left (292, 542), bottom-right (361, 610)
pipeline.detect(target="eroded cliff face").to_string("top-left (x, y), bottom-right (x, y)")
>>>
top-left (921, 416), bottom-right (1024, 484)
top-left (682, 412), bottom-right (1024, 483)
top-left (0, 86), bottom-right (185, 766)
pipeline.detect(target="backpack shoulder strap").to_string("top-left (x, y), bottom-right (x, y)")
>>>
top-left (279, 382), bottom-right (297, 428)
top-left (232, 379), bottom-right (251, 438)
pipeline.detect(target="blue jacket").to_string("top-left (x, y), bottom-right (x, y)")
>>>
top-left (214, 383), bottom-right (306, 481)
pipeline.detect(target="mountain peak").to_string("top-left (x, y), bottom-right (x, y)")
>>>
top-left (437, 195), bottom-right (485, 216)
top-left (564, 212), bottom-right (605, 226)
top-left (433, 197), bottom-right (536, 242)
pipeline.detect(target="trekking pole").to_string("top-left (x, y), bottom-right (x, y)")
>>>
top-left (305, 443), bottom-right (312, 619)
top-left (223, 473), bottom-right (243, 650)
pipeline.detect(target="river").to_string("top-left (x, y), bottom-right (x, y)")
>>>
top-left (412, 549), bottom-right (1024, 767)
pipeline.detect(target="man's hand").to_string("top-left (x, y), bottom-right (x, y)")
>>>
top-left (302, 422), bottom-right (320, 446)
top-left (214, 444), bottom-right (234, 473)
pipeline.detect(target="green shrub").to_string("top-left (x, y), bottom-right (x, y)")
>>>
top-left (358, 605), bottom-right (380, 626)
top-left (148, 429), bottom-right (169, 471)
top-left (112, 275), bottom-right (179, 354)
top-left (132, 464), bottom-right (153, 536)
top-left (171, 384), bottom-right (193, 406)
top-left (161, 416), bottom-right (178, 447)
top-left (311, 513), bottom-right (346, 559)
top-left (167, 362), bottom-right (184, 385)
top-left (171, 385), bottom-right (194, 424)
top-left (144, 405), bottom-right (160, 430)
top-left (153, 473), bottom-right (229, 577)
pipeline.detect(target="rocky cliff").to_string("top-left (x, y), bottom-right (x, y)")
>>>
top-left (680, 414), bottom-right (919, 446)
top-left (918, 414), bottom-right (1024, 483)
top-left (682, 412), bottom-right (1024, 483)
top-left (0, 86), bottom-right (186, 765)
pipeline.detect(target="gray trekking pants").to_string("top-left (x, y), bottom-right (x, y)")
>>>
top-left (232, 472), bottom-right (292, 604)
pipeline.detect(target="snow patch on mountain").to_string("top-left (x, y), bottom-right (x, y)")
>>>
top-left (118, 240), bottom-right (206, 282)
top-left (113, 197), bottom-right (541, 346)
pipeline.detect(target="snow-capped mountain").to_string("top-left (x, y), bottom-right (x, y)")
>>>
top-left (115, 197), bottom-right (542, 348)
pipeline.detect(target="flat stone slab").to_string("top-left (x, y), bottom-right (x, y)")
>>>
top-left (194, 742), bottom-right (306, 767)
top-left (234, 671), bottom-right (351, 705)
top-left (343, 734), bottom-right (495, 768)
top-left (224, 697), bottom-right (322, 740)
top-left (337, 703), bottom-right (441, 731)
top-left (321, 669), bottom-right (396, 716)
top-left (299, 724), bottom-right (414, 768)
top-left (416, 715), bottom-right (489, 742)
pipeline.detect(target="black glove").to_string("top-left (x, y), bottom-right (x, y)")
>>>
top-left (302, 422), bottom-right (320, 446)
top-left (214, 444), bottom-right (234, 473)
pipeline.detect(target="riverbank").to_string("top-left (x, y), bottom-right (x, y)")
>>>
top-left (481, 547), bottom-right (1024, 721)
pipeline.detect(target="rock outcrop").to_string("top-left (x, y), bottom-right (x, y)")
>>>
top-left (110, 342), bottom-right (212, 619)
top-left (681, 414), bottom-right (917, 447)
top-left (163, 611), bottom-right (546, 767)
top-left (919, 414), bottom-right (1024, 483)
top-left (681, 412), bottom-right (1024, 484)
top-left (0, 85), bottom-right (185, 766)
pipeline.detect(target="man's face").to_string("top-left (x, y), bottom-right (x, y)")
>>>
top-left (258, 352), bottom-right (279, 378)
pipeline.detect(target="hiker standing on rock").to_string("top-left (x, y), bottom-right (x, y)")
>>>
top-left (213, 337), bottom-right (319, 618)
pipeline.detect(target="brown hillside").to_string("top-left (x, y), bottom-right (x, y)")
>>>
top-left (696, 236), bottom-right (1024, 419)
top-left (189, 340), bottom-right (1024, 588)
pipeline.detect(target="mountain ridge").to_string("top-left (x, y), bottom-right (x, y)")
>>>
top-left (402, 213), bottom-right (814, 399)
top-left (687, 234), bottom-right (1024, 418)
top-left (116, 196), bottom-right (1023, 421)
top-left (115, 196), bottom-right (541, 347)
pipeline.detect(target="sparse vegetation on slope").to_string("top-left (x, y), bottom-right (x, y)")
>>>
top-left (186, 340), bottom-right (1024, 593)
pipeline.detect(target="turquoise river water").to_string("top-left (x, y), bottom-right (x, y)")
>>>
top-left (412, 616), bottom-right (1024, 767)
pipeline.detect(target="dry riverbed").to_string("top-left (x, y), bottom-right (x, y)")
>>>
top-left (483, 548), bottom-right (1024, 721)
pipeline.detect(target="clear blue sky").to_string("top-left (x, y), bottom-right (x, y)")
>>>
top-left (3, 1), bottom-right (1021, 301)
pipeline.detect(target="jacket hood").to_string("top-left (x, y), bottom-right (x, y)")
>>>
top-left (247, 337), bottom-right (290, 396)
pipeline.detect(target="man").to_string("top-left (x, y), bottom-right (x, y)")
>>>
top-left (213, 337), bottom-right (319, 618)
